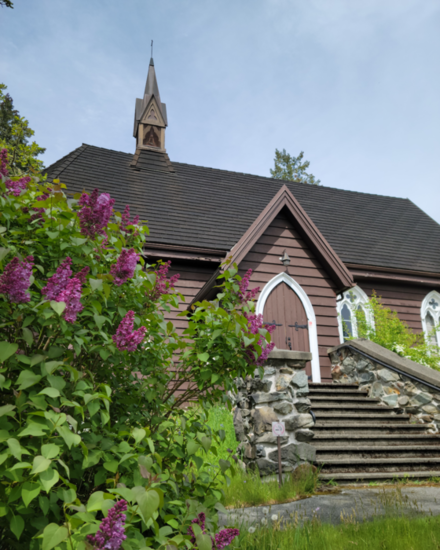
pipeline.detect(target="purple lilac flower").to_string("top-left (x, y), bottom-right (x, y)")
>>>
top-left (239, 269), bottom-right (259, 303)
top-left (0, 256), bottom-right (34, 303)
top-left (244, 312), bottom-right (276, 367)
top-left (0, 149), bottom-right (9, 178)
top-left (147, 261), bottom-right (180, 301)
top-left (75, 266), bottom-right (90, 284)
top-left (86, 499), bottom-right (127, 550)
top-left (112, 310), bottom-right (146, 352)
top-left (110, 248), bottom-right (139, 286)
top-left (120, 205), bottom-right (140, 231)
top-left (78, 188), bottom-right (115, 239)
top-left (42, 257), bottom-right (73, 300)
top-left (56, 277), bottom-right (83, 323)
top-left (188, 513), bottom-right (240, 550)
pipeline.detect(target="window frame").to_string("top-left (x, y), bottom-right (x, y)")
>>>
top-left (336, 286), bottom-right (373, 343)
top-left (421, 290), bottom-right (440, 346)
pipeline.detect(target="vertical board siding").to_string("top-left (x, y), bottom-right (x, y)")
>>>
top-left (161, 261), bottom-right (217, 337)
top-left (238, 214), bottom-right (340, 382)
top-left (357, 281), bottom-right (431, 333)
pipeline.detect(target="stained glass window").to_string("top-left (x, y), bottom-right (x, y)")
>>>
top-left (421, 291), bottom-right (440, 349)
top-left (336, 286), bottom-right (372, 343)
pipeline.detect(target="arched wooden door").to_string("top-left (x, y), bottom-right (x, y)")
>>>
top-left (263, 282), bottom-right (311, 375)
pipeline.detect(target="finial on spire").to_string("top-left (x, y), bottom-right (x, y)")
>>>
top-left (150, 40), bottom-right (154, 66)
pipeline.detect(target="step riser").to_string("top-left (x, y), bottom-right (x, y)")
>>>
top-left (314, 429), bottom-right (429, 435)
top-left (314, 417), bottom-right (410, 423)
top-left (320, 466), bottom-right (440, 474)
top-left (312, 440), bottom-right (440, 446)
top-left (317, 452), bottom-right (440, 459)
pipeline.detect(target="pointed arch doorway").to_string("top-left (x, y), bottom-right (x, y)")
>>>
top-left (256, 272), bottom-right (321, 382)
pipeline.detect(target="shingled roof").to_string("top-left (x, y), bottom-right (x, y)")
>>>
top-left (46, 144), bottom-right (440, 275)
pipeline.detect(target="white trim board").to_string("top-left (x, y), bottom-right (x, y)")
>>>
top-left (256, 272), bottom-right (321, 383)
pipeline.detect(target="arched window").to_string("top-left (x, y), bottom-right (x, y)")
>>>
top-left (336, 286), bottom-right (372, 343)
top-left (421, 291), bottom-right (440, 347)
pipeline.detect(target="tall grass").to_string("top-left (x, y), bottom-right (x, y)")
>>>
top-left (223, 467), bottom-right (318, 508)
top-left (237, 515), bottom-right (440, 550)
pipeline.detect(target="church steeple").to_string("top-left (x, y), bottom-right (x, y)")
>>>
top-left (133, 57), bottom-right (168, 151)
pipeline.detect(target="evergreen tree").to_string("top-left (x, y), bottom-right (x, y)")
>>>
top-left (0, 83), bottom-right (45, 174)
top-left (270, 148), bottom-right (320, 185)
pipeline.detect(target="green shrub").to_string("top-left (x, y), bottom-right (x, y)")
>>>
top-left (0, 151), bottom-right (273, 549)
top-left (353, 293), bottom-right (440, 370)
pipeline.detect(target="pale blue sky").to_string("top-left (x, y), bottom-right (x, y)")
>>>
top-left (2, 0), bottom-right (440, 222)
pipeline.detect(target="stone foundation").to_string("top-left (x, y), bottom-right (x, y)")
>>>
top-left (230, 350), bottom-right (316, 476)
top-left (329, 339), bottom-right (440, 433)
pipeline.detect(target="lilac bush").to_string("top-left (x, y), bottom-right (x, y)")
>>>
top-left (110, 248), bottom-right (139, 286)
top-left (188, 513), bottom-right (240, 550)
top-left (112, 309), bottom-right (147, 351)
top-left (0, 255), bottom-right (34, 303)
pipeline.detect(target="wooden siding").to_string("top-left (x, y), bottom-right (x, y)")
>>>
top-left (238, 213), bottom-right (340, 382)
top-left (357, 280), bottom-right (429, 333)
top-left (161, 261), bottom-right (217, 335)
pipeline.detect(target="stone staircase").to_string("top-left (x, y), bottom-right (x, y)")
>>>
top-left (308, 382), bottom-right (440, 483)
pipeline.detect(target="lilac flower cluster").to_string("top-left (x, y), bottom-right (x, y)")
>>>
top-left (1, 149), bottom-right (31, 196)
top-left (0, 256), bottom-right (34, 303)
top-left (120, 205), bottom-right (140, 232)
top-left (146, 261), bottom-right (180, 301)
top-left (42, 257), bottom-right (72, 300)
top-left (42, 258), bottom-right (89, 323)
top-left (78, 188), bottom-right (115, 239)
top-left (87, 499), bottom-right (127, 550)
top-left (244, 312), bottom-right (276, 366)
top-left (188, 513), bottom-right (239, 550)
top-left (110, 248), bottom-right (139, 286)
top-left (238, 269), bottom-right (259, 302)
top-left (112, 310), bottom-right (146, 352)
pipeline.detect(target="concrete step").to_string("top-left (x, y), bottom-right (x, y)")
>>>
top-left (309, 388), bottom-right (368, 396)
top-left (310, 395), bottom-right (380, 402)
top-left (312, 403), bottom-right (395, 411)
top-left (316, 446), bottom-right (440, 459)
top-left (312, 434), bottom-right (440, 446)
top-left (314, 413), bottom-right (410, 421)
top-left (319, 470), bottom-right (440, 482)
top-left (309, 383), bottom-right (359, 388)
top-left (318, 457), bottom-right (440, 466)
top-left (313, 423), bottom-right (429, 434)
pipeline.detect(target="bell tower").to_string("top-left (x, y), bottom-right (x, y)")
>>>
top-left (133, 57), bottom-right (168, 151)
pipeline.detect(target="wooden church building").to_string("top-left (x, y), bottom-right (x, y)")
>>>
top-left (47, 58), bottom-right (440, 383)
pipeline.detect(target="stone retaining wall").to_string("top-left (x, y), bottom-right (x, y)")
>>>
top-left (230, 350), bottom-right (316, 476)
top-left (329, 339), bottom-right (440, 433)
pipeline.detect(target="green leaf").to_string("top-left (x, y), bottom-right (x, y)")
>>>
top-left (88, 400), bottom-right (100, 418)
top-left (132, 427), bottom-right (146, 444)
top-left (42, 523), bottom-right (69, 550)
top-left (58, 425), bottom-right (81, 449)
top-left (103, 460), bottom-right (118, 473)
top-left (94, 314), bottom-right (107, 330)
top-left (43, 361), bottom-right (63, 375)
top-left (41, 444), bottom-right (61, 459)
top-left (0, 404), bottom-right (15, 417)
top-left (108, 487), bottom-right (133, 503)
top-left (138, 455), bottom-right (153, 479)
top-left (18, 423), bottom-right (47, 438)
top-left (16, 369), bottom-right (42, 390)
top-left (219, 459), bottom-right (231, 473)
top-left (99, 348), bottom-right (111, 361)
top-left (0, 502), bottom-right (8, 517)
top-left (38, 387), bottom-right (60, 398)
top-left (186, 440), bottom-right (200, 455)
top-left (197, 352), bottom-right (209, 362)
top-left (39, 495), bottom-right (50, 515)
top-left (8, 438), bottom-right (24, 460)
top-left (50, 301), bottom-right (66, 316)
top-left (39, 467), bottom-right (59, 492)
top-left (22, 481), bottom-right (41, 507)
top-left (0, 341), bottom-right (18, 363)
top-left (30, 354), bottom-right (45, 366)
top-left (31, 455), bottom-right (51, 475)
top-left (196, 534), bottom-right (213, 550)
top-left (87, 491), bottom-right (105, 512)
top-left (90, 279), bottom-right (103, 292)
top-left (10, 515), bottom-right (24, 540)
top-left (23, 315), bottom-right (35, 328)
top-left (0, 247), bottom-right (10, 262)
top-left (61, 488), bottom-right (76, 504)
top-left (137, 489), bottom-right (160, 523)
top-left (200, 436), bottom-right (212, 452)
top-left (22, 327), bottom-right (34, 346)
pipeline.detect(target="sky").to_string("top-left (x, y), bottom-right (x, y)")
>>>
top-left (1, 0), bottom-right (440, 223)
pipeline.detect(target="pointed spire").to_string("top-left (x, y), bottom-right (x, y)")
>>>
top-left (143, 59), bottom-right (161, 105)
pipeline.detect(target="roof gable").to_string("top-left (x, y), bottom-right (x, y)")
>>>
top-left (229, 185), bottom-right (353, 292)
